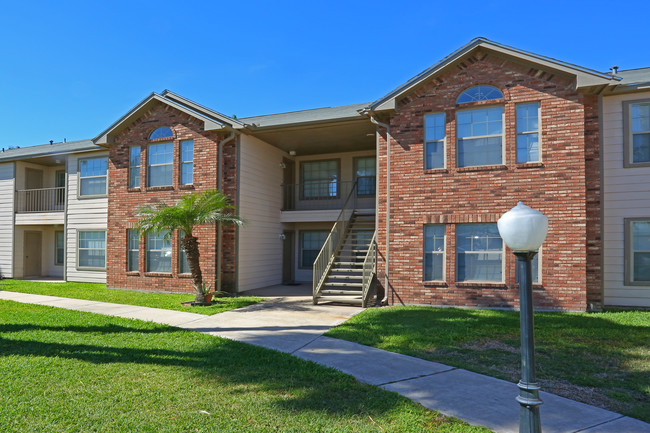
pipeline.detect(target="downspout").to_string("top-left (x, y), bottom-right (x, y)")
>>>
top-left (217, 132), bottom-right (236, 292)
top-left (370, 116), bottom-right (390, 305)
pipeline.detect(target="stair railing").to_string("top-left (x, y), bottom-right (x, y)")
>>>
top-left (361, 230), bottom-right (377, 308)
top-left (313, 179), bottom-right (358, 303)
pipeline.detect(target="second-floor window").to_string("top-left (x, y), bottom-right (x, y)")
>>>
top-left (180, 140), bottom-right (194, 185)
top-left (301, 160), bottom-right (339, 199)
top-left (516, 102), bottom-right (541, 163)
top-left (457, 106), bottom-right (504, 167)
top-left (355, 157), bottom-right (376, 196)
top-left (129, 147), bottom-right (141, 188)
top-left (625, 100), bottom-right (650, 166)
top-left (79, 157), bottom-right (108, 197)
top-left (148, 142), bottom-right (173, 187)
top-left (424, 112), bottom-right (445, 169)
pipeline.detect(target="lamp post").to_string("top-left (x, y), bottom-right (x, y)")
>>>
top-left (497, 202), bottom-right (548, 433)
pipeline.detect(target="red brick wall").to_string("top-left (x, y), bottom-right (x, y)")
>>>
top-left (106, 102), bottom-right (238, 293)
top-left (376, 50), bottom-right (600, 311)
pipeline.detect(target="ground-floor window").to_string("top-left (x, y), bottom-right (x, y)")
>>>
top-left (147, 230), bottom-right (171, 273)
top-left (625, 219), bottom-right (650, 284)
top-left (456, 223), bottom-right (503, 282)
top-left (128, 229), bottom-right (139, 272)
top-left (179, 230), bottom-right (190, 274)
top-left (300, 230), bottom-right (329, 268)
top-left (515, 249), bottom-right (541, 284)
top-left (424, 225), bottom-right (445, 281)
top-left (55, 231), bottom-right (64, 265)
top-left (78, 231), bottom-right (106, 269)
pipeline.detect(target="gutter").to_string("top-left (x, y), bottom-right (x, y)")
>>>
top-left (217, 132), bottom-right (237, 293)
top-left (370, 116), bottom-right (390, 305)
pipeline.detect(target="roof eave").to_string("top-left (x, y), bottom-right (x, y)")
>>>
top-left (93, 93), bottom-right (232, 146)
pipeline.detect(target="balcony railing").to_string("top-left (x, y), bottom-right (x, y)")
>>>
top-left (16, 187), bottom-right (65, 213)
top-left (282, 177), bottom-right (376, 211)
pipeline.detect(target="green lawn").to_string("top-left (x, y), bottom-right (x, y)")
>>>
top-left (326, 306), bottom-right (650, 423)
top-left (0, 301), bottom-right (489, 433)
top-left (0, 280), bottom-right (261, 315)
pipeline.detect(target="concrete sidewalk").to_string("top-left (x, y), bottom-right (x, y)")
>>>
top-left (1, 289), bottom-right (648, 433)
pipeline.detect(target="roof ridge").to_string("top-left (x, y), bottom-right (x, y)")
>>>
top-left (239, 102), bottom-right (370, 120)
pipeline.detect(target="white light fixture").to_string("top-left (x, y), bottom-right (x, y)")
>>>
top-left (497, 202), bottom-right (548, 251)
top-left (289, 150), bottom-right (296, 156)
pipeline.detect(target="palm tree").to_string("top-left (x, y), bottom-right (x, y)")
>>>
top-left (135, 189), bottom-right (243, 304)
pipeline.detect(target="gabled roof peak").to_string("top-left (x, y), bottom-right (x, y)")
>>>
top-left (93, 91), bottom-right (244, 146)
top-left (370, 38), bottom-right (620, 112)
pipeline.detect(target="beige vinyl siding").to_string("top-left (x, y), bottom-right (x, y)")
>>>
top-left (0, 163), bottom-right (14, 278)
top-left (602, 91), bottom-right (650, 307)
top-left (237, 135), bottom-right (285, 292)
top-left (66, 151), bottom-right (108, 283)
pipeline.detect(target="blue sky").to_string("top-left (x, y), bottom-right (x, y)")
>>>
top-left (1, 0), bottom-right (648, 148)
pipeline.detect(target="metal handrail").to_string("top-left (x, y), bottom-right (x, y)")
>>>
top-left (312, 179), bottom-right (359, 303)
top-left (361, 231), bottom-right (377, 308)
top-left (15, 187), bottom-right (65, 213)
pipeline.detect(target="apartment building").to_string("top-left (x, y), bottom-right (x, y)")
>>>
top-left (0, 38), bottom-right (648, 310)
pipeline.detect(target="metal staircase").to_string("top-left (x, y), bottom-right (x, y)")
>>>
top-left (313, 211), bottom-right (377, 306)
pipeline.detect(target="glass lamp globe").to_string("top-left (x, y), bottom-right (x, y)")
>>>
top-left (497, 202), bottom-right (548, 251)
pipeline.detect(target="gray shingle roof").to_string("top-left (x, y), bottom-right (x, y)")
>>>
top-left (240, 103), bottom-right (370, 128)
top-left (615, 68), bottom-right (650, 85)
top-left (0, 139), bottom-right (99, 162)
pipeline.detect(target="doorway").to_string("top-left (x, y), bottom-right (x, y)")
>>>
top-left (23, 231), bottom-right (42, 277)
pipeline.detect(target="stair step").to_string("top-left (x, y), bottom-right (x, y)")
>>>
top-left (321, 289), bottom-right (363, 295)
top-left (333, 262), bottom-right (364, 267)
top-left (323, 282), bottom-right (363, 287)
top-left (325, 274), bottom-right (363, 284)
top-left (329, 268), bottom-right (364, 273)
top-left (316, 295), bottom-right (363, 305)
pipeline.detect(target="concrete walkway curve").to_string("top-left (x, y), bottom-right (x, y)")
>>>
top-left (0, 287), bottom-right (648, 433)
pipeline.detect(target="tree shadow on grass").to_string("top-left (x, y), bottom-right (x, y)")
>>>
top-left (0, 318), bottom-right (419, 420)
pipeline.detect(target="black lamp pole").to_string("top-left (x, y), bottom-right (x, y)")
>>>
top-left (514, 251), bottom-right (542, 433)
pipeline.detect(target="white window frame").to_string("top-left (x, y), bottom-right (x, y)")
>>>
top-left (78, 156), bottom-right (108, 198)
top-left (76, 230), bottom-right (106, 271)
top-left (423, 224), bottom-right (446, 281)
top-left (516, 102), bottom-right (541, 164)
top-left (54, 231), bottom-right (64, 266)
top-left (179, 230), bottom-right (190, 274)
top-left (127, 229), bottom-right (139, 272)
top-left (129, 146), bottom-right (141, 189)
top-left (456, 106), bottom-right (505, 168)
top-left (623, 99), bottom-right (650, 168)
top-left (455, 223), bottom-right (505, 283)
top-left (515, 248), bottom-right (542, 285)
top-left (424, 112), bottom-right (446, 170)
top-left (625, 218), bottom-right (650, 285)
top-left (146, 230), bottom-right (172, 273)
top-left (180, 140), bottom-right (194, 185)
top-left (147, 142), bottom-right (173, 187)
